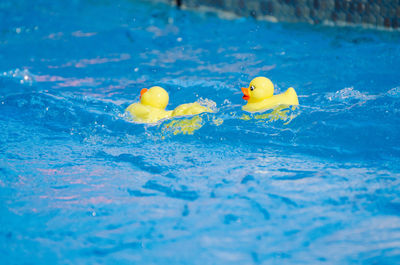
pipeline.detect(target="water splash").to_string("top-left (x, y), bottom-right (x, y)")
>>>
top-left (197, 97), bottom-right (217, 112)
top-left (387, 87), bottom-right (400, 98)
top-left (1, 68), bottom-right (36, 85)
top-left (325, 87), bottom-right (377, 102)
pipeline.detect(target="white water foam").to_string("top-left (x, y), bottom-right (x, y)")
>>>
top-left (1, 68), bottom-right (36, 85)
top-left (325, 87), bottom-right (377, 102)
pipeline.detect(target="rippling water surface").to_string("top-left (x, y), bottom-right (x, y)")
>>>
top-left (1, 0), bottom-right (400, 264)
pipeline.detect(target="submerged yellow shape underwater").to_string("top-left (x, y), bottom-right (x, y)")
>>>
top-left (241, 76), bottom-right (299, 112)
top-left (163, 116), bottom-right (204, 135)
top-left (126, 86), bottom-right (212, 123)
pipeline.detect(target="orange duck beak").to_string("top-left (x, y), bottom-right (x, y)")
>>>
top-left (139, 88), bottom-right (148, 99)
top-left (241, 87), bottom-right (250, 101)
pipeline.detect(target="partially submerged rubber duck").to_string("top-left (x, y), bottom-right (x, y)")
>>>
top-left (126, 86), bottom-right (212, 123)
top-left (241, 77), bottom-right (299, 112)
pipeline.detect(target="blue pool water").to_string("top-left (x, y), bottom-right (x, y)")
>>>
top-left (1, 0), bottom-right (400, 264)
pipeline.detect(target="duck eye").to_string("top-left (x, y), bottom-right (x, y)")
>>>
top-left (250, 85), bottom-right (255, 91)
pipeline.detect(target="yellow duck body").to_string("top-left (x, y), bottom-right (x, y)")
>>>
top-left (126, 103), bottom-right (172, 123)
top-left (172, 102), bottom-right (211, 117)
top-left (241, 77), bottom-right (299, 112)
top-left (126, 86), bottom-right (212, 123)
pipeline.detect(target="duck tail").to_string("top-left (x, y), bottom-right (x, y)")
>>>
top-left (284, 87), bottom-right (299, 106)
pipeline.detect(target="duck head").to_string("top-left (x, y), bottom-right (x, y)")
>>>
top-left (140, 86), bottom-right (169, 109)
top-left (241, 77), bottom-right (274, 103)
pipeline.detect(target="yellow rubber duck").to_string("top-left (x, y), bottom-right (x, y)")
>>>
top-left (241, 77), bottom-right (299, 112)
top-left (126, 86), bottom-right (212, 123)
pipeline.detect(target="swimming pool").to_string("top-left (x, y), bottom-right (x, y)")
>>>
top-left (1, 0), bottom-right (400, 264)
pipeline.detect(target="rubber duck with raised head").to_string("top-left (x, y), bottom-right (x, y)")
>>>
top-left (241, 77), bottom-right (299, 112)
top-left (126, 86), bottom-right (212, 123)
